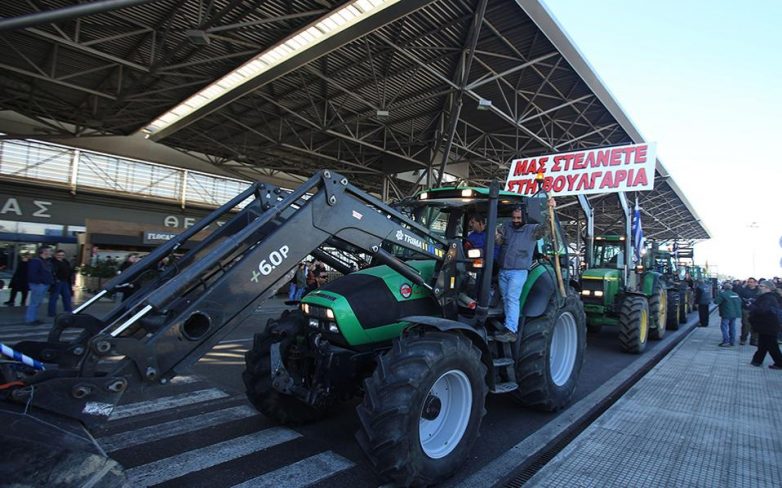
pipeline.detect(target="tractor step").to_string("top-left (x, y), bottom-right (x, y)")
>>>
top-left (492, 358), bottom-right (514, 367)
top-left (491, 381), bottom-right (519, 394)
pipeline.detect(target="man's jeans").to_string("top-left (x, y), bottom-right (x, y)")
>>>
top-left (25, 283), bottom-right (49, 323)
top-left (720, 317), bottom-right (736, 345)
top-left (499, 269), bottom-right (528, 332)
top-left (48, 281), bottom-right (73, 316)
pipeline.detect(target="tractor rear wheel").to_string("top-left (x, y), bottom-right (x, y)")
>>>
top-left (647, 283), bottom-right (667, 340)
top-left (356, 331), bottom-right (487, 487)
top-left (666, 290), bottom-right (681, 331)
top-left (243, 310), bottom-right (330, 425)
top-left (513, 287), bottom-right (586, 411)
top-left (618, 296), bottom-right (649, 354)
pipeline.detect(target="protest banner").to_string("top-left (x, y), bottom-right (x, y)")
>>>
top-left (504, 142), bottom-right (656, 197)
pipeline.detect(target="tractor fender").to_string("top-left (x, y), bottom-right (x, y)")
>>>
top-left (640, 271), bottom-right (663, 296)
top-left (402, 316), bottom-right (494, 388)
top-left (522, 266), bottom-right (556, 318)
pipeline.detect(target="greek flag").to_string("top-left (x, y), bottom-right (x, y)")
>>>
top-left (632, 198), bottom-right (644, 263)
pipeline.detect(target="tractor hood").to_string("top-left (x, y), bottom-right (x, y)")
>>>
top-left (300, 260), bottom-right (439, 346)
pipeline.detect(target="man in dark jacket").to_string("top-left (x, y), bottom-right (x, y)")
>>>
top-left (694, 279), bottom-right (712, 327)
top-left (494, 198), bottom-right (555, 341)
top-left (25, 246), bottom-right (53, 325)
top-left (715, 282), bottom-right (742, 346)
top-left (48, 249), bottom-right (74, 316)
top-left (749, 280), bottom-right (782, 369)
top-left (4, 253), bottom-right (30, 306)
top-left (738, 277), bottom-right (759, 345)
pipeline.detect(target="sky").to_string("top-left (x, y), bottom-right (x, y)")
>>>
top-left (541, 0), bottom-right (782, 279)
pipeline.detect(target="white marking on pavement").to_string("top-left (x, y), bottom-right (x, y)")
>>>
top-left (170, 375), bottom-right (200, 384)
top-left (109, 388), bottom-right (229, 421)
top-left (125, 428), bottom-right (301, 486)
top-left (99, 405), bottom-right (259, 452)
top-left (231, 451), bottom-right (354, 488)
top-left (218, 337), bottom-right (254, 344)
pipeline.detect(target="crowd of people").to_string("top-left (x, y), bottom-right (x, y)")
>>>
top-left (714, 276), bottom-right (782, 370)
top-left (287, 259), bottom-right (329, 301)
top-left (5, 246), bottom-right (78, 325)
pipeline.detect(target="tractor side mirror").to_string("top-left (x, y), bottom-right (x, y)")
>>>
top-left (615, 252), bottom-right (625, 269)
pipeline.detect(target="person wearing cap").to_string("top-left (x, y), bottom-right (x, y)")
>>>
top-left (749, 280), bottom-right (782, 369)
top-left (714, 282), bottom-right (742, 346)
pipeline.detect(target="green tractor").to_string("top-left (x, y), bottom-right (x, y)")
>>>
top-left (646, 247), bottom-right (690, 326)
top-left (3, 172), bottom-right (586, 487)
top-left (579, 235), bottom-right (675, 353)
top-left (244, 184), bottom-right (587, 486)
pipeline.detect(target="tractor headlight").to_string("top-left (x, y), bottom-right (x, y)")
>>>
top-left (594, 290), bottom-right (604, 297)
top-left (461, 189), bottom-right (474, 198)
top-left (325, 308), bottom-right (335, 320)
top-left (419, 192), bottom-right (428, 200)
top-left (328, 322), bottom-right (339, 333)
top-left (301, 303), bottom-right (310, 314)
top-left (308, 318), bottom-right (319, 328)
top-left (467, 248), bottom-right (482, 259)
top-left (582, 290), bottom-right (591, 296)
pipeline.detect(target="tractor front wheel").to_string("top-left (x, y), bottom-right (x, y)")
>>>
top-left (666, 290), bottom-right (681, 331)
top-left (356, 331), bottom-right (487, 487)
top-left (618, 295), bottom-right (649, 354)
top-left (513, 287), bottom-right (586, 411)
top-left (647, 283), bottom-right (667, 340)
top-left (243, 311), bottom-right (330, 425)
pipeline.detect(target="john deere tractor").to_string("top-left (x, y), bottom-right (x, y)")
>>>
top-left (646, 247), bottom-right (690, 326)
top-left (579, 235), bottom-right (675, 353)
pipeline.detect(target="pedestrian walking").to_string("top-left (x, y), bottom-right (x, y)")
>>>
top-left (4, 253), bottom-right (30, 306)
top-left (48, 249), bottom-right (74, 316)
top-left (695, 279), bottom-right (712, 327)
top-left (714, 282), bottom-right (741, 346)
top-left (749, 280), bottom-right (782, 369)
top-left (25, 246), bottom-right (53, 325)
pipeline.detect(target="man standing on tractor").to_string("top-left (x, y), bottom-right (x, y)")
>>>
top-left (495, 198), bottom-right (556, 341)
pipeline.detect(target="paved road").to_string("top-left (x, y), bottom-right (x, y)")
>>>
top-left (0, 298), bottom-right (699, 487)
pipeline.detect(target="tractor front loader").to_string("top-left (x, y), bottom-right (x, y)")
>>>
top-left (1, 171), bottom-right (586, 487)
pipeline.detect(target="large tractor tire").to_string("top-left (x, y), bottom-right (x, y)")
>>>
top-left (678, 289), bottom-right (689, 323)
top-left (513, 288), bottom-right (586, 411)
top-left (618, 295), bottom-right (649, 354)
top-left (647, 282), bottom-right (667, 340)
top-left (666, 290), bottom-right (681, 331)
top-left (243, 310), bottom-right (330, 425)
top-left (356, 331), bottom-right (487, 487)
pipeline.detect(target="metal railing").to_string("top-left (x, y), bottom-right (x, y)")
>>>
top-left (0, 137), bottom-right (250, 209)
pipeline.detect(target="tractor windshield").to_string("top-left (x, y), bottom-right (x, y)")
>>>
top-left (593, 240), bottom-right (623, 268)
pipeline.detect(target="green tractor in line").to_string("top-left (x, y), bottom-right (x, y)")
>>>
top-left (579, 235), bottom-right (678, 353)
top-left (647, 247), bottom-right (692, 324)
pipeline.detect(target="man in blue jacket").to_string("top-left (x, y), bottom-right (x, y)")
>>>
top-left (494, 198), bottom-right (555, 341)
top-left (25, 245), bottom-right (53, 325)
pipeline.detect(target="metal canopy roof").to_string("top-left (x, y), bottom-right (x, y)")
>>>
top-left (0, 0), bottom-right (709, 241)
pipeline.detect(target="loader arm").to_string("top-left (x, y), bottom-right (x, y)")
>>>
top-left (4, 170), bottom-right (449, 427)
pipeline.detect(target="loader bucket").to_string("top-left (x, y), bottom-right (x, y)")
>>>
top-left (0, 402), bottom-right (128, 487)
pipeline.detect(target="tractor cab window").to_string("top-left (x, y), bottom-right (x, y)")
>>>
top-left (593, 242), bottom-right (623, 268)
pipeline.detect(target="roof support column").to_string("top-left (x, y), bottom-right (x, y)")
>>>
top-left (435, 0), bottom-right (488, 186)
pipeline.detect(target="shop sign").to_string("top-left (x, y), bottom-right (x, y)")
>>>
top-left (143, 231), bottom-right (179, 244)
